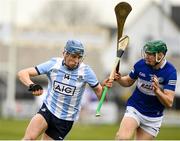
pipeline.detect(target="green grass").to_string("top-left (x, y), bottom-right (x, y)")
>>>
top-left (67, 123), bottom-right (119, 140)
top-left (0, 118), bottom-right (180, 140)
top-left (0, 118), bottom-right (28, 140)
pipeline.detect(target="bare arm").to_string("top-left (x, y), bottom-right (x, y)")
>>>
top-left (152, 76), bottom-right (175, 108)
top-left (114, 73), bottom-right (136, 87)
top-left (18, 67), bottom-right (43, 96)
top-left (18, 67), bottom-right (39, 86)
top-left (92, 83), bottom-right (103, 100)
top-left (154, 89), bottom-right (175, 108)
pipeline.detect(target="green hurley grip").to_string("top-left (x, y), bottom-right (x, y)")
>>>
top-left (96, 86), bottom-right (108, 116)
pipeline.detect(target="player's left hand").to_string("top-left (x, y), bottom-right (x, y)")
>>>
top-left (152, 75), bottom-right (161, 94)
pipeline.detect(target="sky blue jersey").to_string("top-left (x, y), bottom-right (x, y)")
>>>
top-left (35, 57), bottom-right (99, 121)
top-left (127, 59), bottom-right (177, 117)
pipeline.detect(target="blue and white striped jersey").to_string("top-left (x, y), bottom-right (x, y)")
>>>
top-left (127, 59), bottom-right (177, 117)
top-left (35, 57), bottom-right (99, 121)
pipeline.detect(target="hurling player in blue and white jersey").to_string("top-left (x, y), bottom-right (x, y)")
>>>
top-left (108, 40), bottom-right (177, 140)
top-left (18, 40), bottom-right (108, 140)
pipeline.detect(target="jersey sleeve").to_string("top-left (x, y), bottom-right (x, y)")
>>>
top-left (35, 58), bottom-right (57, 75)
top-left (164, 70), bottom-right (177, 91)
top-left (84, 66), bottom-right (99, 88)
top-left (129, 63), bottom-right (139, 80)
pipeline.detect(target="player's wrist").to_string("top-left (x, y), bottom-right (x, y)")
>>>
top-left (28, 83), bottom-right (34, 87)
top-left (102, 78), bottom-right (113, 88)
top-left (28, 83), bottom-right (43, 91)
top-left (155, 88), bottom-right (162, 94)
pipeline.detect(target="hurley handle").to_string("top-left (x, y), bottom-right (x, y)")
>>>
top-left (95, 86), bottom-right (108, 116)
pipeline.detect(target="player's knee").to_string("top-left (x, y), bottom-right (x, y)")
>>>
top-left (115, 131), bottom-right (124, 140)
top-left (22, 137), bottom-right (36, 140)
top-left (115, 132), bottom-right (120, 140)
top-left (115, 131), bottom-right (132, 140)
top-left (22, 133), bottom-right (38, 140)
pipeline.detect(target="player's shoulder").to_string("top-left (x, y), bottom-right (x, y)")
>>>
top-left (79, 63), bottom-right (94, 72)
top-left (166, 60), bottom-right (176, 69)
top-left (165, 60), bottom-right (177, 72)
top-left (48, 57), bottom-right (63, 64)
top-left (42, 57), bottom-right (63, 69)
top-left (79, 62), bottom-right (89, 68)
top-left (50, 57), bottom-right (62, 62)
top-left (134, 59), bottom-right (146, 67)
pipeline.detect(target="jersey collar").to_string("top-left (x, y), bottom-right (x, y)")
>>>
top-left (160, 59), bottom-right (167, 69)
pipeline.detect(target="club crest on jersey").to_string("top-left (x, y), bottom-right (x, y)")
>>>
top-left (77, 75), bottom-right (84, 81)
top-left (158, 77), bottom-right (164, 83)
top-left (53, 81), bottom-right (76, 96)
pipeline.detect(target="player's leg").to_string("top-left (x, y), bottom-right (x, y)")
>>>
top-left (23, 113), bottom-right (48, 140)
top-left (43, 117), bottom-right (74, 140)
top-left (136, 127), bottom-right (154, 140)
top-left (41, 133), bottom-right (53, 140)
top-left (135, 112), bottom-right (162, 140)
top-left (115, 116), bottom-right (139, 140)
top-left (115, 106), bottom-right (140, 140)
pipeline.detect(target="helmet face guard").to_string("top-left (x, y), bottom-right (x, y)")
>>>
top-left (64, 40), bottom-right (84, 57)
top-left (142, 40), bottom-right (167, 64)
top-left (63, 40), bottom-right (85, 70)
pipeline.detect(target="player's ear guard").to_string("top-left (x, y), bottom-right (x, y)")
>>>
top-left (28, 84), bottom-right (43, 91)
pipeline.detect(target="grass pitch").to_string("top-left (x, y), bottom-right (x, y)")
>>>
top-left (0, 118), bottom-right (180, 140)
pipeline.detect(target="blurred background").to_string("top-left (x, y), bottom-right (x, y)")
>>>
top-left (0, 0), bottom-right (180, 140)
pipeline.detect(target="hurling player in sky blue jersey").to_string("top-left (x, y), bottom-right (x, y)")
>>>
top-left (18, 40), bottom-right (109, 140)
top-left (107, 40), bottom-right (177, 140)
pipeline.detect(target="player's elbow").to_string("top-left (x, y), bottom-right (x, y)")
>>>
top-left (164, 104), bottom-right (170, 108)
top-left (165, 104), bottom-right (172, 108)
top-left (163, 91), bottom-right (175, 108)
top-left (17, 69), bottom-right (27, 80)
top-left (165, 100), bottom-right (173, 108)
top-left (17, 70), bottom-right (24, 78)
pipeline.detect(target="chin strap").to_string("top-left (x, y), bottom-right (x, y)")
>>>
top-left (155, 53), bottom-right (164, 63)
top-left (154, 53), bottom-right (165, 67)
top-left (63, 52), bottom-right (81, 70)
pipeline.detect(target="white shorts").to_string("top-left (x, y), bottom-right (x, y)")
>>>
top-left (124, 106), bottom-right (163, 137)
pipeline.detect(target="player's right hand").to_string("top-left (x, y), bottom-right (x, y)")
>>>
top-left (28, 84), bottom-right (43, 96)
top-left (102, 78), bottom-right (113, 88)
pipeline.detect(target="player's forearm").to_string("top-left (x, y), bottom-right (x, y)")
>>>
top-left (93, 84), bottom-right (103, 100)
top-left (155, 89), bottom-right (174, 108)
top-left (18, 70), bottom-right (34, 87)
top-left (97, 88), bottom-right (103, 101)
top-left (117, 76), bottom-right (134, 87)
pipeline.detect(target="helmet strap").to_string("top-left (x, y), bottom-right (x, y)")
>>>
top-left (154, 53), bottom-right (165, 67)
top-left (63, 51), bottom-right (85, 70)
top-left (155, 53), bottom-right (165, 63)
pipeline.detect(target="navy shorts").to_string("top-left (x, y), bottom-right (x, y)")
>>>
top-left (38, 103), bottom-right (74, 140)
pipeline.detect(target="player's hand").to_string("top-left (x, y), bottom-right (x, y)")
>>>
top-left (28, 84), bottom-right (43, 96)
top-left (114, 72), bottom-right (121, 81)
top-left (152, 75), bottom-right (161, 94)
top-left (102, 78), bottom-right (113, 88)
